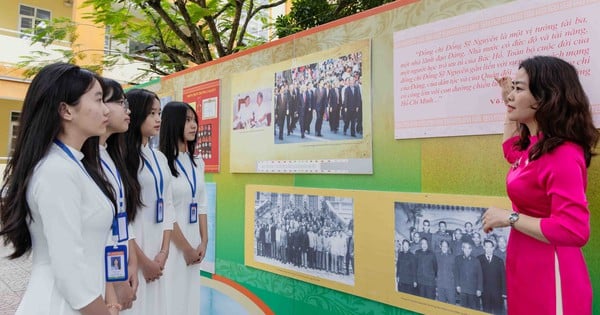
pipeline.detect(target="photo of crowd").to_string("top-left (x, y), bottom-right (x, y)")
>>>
top-left (273, 52), bottom-right (363, 143)
top-left (394, 202), bottom-right (509, 315)
top-left (253, 191), bottom-right (355, 285)
top-left (232, 88), bottom-right (273, 130)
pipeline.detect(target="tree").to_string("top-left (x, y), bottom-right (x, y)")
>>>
top-left (18, 0), bottom-right (286, 82)
top-left (19, 0), bottom-right (393, 81)
top-left (274, 0), bottom-right (395, 38)
top-left (16, 17), bottom-right (115, 78)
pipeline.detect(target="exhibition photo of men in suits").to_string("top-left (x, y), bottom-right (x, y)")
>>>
top-left (478, 240), bottom-right (506, 315)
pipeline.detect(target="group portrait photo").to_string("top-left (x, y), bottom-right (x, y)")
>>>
top-left (253, 191), bottom-right (355, 286)
top-left (273, 52), bottom-right (363, 144)
top-left (394, 202), bottom-right (510, 315)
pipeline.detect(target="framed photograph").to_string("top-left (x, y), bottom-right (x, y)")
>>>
top-left (394, 202), bottom-right (509, 314)
top-left (230, 40), bottom-right (373, 174)
top-left (245, 185), bottom-right (511, 315)
top-left (252, 191), bottom-right (354, 286)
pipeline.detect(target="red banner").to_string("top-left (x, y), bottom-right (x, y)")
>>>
top-left (183, 79), bottom-right (220, 173)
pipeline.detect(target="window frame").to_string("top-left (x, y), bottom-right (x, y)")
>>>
top-left (18, 4), bottom-right (52, 37)
top-left (8, 111), bottom-right (21, 157)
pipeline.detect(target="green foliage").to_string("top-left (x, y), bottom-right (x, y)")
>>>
top-left (274, 15), bottom-right (303, 39)
top-left (17, 0), bottom-right (392, 80)
top-left (16, 17), bottom-right (112, 78)
top-left (274, 0), bottom-right (394, 38)
top-left (18, 0), bottom-right (286, 81)
top-left (80, 0), bottom-right (287, 74)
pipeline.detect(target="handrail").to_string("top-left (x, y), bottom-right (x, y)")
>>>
top-left (0, 27), bottom-right (71, 47)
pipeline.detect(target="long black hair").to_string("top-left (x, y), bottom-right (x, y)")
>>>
top-left (123, 88), bottom-right (160, 206)
top-left (515, 56), bottom-right (599, 166)
top-left (102, 78), bottom-right (141, 222)
top-left (0, 62), bottom-right (116, 259)
top-left (159, 101), bottom-right (198, 177)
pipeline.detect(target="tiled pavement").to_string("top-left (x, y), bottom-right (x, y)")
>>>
top-left (0, 164), bottom-right (30, 314)
top-left (0, 244), bottom-right (31, 315)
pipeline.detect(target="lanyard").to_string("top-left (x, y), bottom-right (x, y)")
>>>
top-left (53, 139), bottom-right (89, 177)
top-left (175, 155), bottom-right (196, 200)
top-left (54, 139), bottom-right (114, 220)
top-left (142, 149), bottom-right (164, 200)
top-left (101, 158), bottom-right (124, 213)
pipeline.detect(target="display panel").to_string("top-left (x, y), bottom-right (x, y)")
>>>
top-left (230, 40), bottom-right (373, 174)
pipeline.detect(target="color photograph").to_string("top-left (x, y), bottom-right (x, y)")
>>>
top-left (230, 40), bottom-right (372, 174)
top-left (273, 52), bottom-right (364, 143)
top-left (232, 88), bottom-right (273, 131)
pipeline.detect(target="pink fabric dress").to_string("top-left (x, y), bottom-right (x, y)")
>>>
top-left (503, 135), bottom-right (592, 315)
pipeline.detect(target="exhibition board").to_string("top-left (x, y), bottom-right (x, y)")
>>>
top-left (136, 0), bottom-right (600, 313)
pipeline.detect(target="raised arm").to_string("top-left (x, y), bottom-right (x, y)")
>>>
top-left (495, 77), bottom-right (520, 142)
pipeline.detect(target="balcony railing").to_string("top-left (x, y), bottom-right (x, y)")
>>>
top-left (0, 27), bottom-right (155, 84)
top-left (0, 27), bottom-right (71, 66)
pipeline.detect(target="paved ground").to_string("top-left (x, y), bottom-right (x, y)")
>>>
top-left (0, 244), bottom-right (31, 315)
top-left (273, 114), bottom-right (364, 144)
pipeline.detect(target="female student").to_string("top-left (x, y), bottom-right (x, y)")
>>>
top-left (122, 89), bottom-right (173, 315)
top-left (100, 78), bottom-right (142, 311)
top-left (159, 101), bottom-right (208, 315)
top-left (0, 62), bottom-right (118, 314)
top-left (483, 56), bottom-right (599, 315)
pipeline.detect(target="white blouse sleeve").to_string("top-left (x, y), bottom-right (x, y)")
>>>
top-left (195, 157), bottom-right (208, 214)
top-left (128, 222), bottom-right (136, 239)
top-left (28, 166), bottom-right (100, 309)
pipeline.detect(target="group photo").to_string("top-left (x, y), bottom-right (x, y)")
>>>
top-left (273, 52), bottom-right (363, 143)
top-left (394, 202), bottom-right (510, 315)
top-left (253, 191), bottom-right (355, 285)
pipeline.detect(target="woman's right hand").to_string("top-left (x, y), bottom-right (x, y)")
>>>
top-left (482, 206), bottom-right (511, 233)
top-left (113, 282), bottom-right (135, 310)
top-left (494, 77), bottom-right (513, 104)
top-left (128, 268), bottom-right (139, 299)
top-left (140, 259), bottom-right (162, 282)
top-left (183, 245), bottom-right (201, 265)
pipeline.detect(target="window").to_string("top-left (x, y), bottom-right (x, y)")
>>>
top-left (19, 5), bottom-right (51, 37)
top-left (129, 39), bottom-right (148, 54)
top-left (8, 112), bottom-right (20, 156)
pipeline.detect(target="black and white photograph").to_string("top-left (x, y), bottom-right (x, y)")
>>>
top-left (273, 52), bottom-right (363, 143)
top-left (254, 191), bottom-right (355, 285)
top-left (394, 202), bottom-right (509, 315)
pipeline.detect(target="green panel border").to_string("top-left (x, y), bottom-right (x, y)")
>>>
top-left (144, 0), bottom-right (600, 313)
top-left (219, 259), bottom-right (420, 315)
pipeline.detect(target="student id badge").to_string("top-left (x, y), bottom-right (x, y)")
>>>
top-left (111, 212), bottom-right (129, 242)
top-left (105, 245), bottom-right (128, 282)
top-left (156, 198), bottom-right (164, 223)
top-left (189, 202), bottom-right (198, 224)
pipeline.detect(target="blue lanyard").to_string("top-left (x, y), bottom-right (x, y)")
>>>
top-left (53, 140), bottom-right (89, 177)
top-left (142, 149), bottom-right (164, 199)
top-left (54, 139), bottom-right (113, 217)
top-left (175, 155), bottom-right (196, 200)
top-left (101, 158), bottom-right (124, 213)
